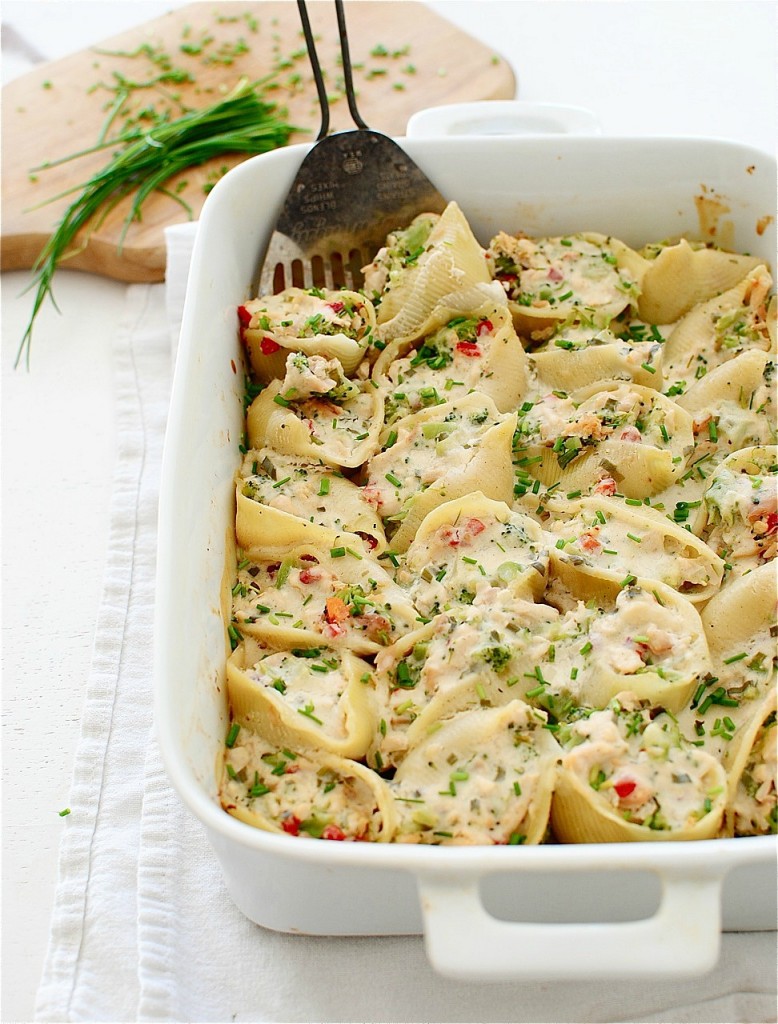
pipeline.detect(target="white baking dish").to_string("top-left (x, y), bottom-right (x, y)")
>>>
top-left (155, 103), bottom-right (777, 981)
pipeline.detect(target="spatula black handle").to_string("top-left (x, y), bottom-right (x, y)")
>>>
top-left (297, 0), bottom-right (370, 139)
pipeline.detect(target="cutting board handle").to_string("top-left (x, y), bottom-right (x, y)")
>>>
top-left (416, 860), bottom-right (727, 981)
top-left (406, 100), bottom-right (601, 139)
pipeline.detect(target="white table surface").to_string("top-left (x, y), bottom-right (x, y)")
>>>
top-left (2, 2), bottom-right (776, 1021)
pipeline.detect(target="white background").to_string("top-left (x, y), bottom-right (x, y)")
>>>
top-left (2, 1), bottom-right (776, 1020)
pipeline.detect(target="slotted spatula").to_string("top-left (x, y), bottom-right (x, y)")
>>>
top-left (256, 0), bottom-right (448, 296)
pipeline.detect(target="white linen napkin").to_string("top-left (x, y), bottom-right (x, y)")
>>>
top-left (34, 224), bottom-right (778, 1024)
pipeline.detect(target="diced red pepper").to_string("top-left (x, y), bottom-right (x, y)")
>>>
top-left (237, 304), bottom-right (252, 326)
top-left (321, 824), bottom-right (346, 841)
top-left (455, 340), bottom-right (482, 358)
top-left (547, 266), bottom-right (564, 283)
top-left (299, 569), bottom-right (320, 584)
top-left (259, 336), bottom-right (281, 355)
top-left (327, 301), bottom-right (345, 314)
top-left (464, 517), bottom-right (486, 540)
top-left (614, 779), bottom-right (637, 799)
top-left (282, 815), bottom-right (301, 835)
top-left (440, 517), bottom-right (485, 547)
top-left (765, 512), bottom-right (778, 535)
top-left (356, 531), bottom-right (379, 550)
top-left (476, 319), bottom-right (493, 336)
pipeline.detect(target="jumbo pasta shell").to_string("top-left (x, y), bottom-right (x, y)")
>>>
top-left (371, 202), bottom-right (491, 339)
top-left (236, 453), bottom-right (386, 556)
top-left (220, 729), bottom-right (398, 841)
top-left (366, 594), bottom-right (560, 771)
top-left (226, 640), bottom-right (376, 759)
top-left (487, 231), bottom-right (643, 337)
top-left (242, 287), bottom-right (375, 381)
top-left (662, 265), bottom-right (773, 385)
top-left (530, 335), bottom-right (664, 392)
top-left (698, 445), bottom-right (777, 579)
top-left (551, 750), bottom-right (727, 843)
top-left (536, 581), bottom-right (712, 716)
top-left (722, 688), bottom-right (777, 837)
top-left (364, 391), bottom-right (517, 552)
top-left (637, 239), bottom-right (761, 324)
top-left (246, 377), bottom-right (384, 469)
top-left (544, 496), bottom-right (724, 603)
top-left (401, 491), bottom-right (549, 614)
top-left (373, 286), bottom-right (529, 416)
top-left (700, 559), bottom-right (778, 659)
top-left (514, 381), bottom-right (693, 497)
top-left (231, 544), bottom-right (419, 655)
top-left (391, 701), bottom-right (561, 845)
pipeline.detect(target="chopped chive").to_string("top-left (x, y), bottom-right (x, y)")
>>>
top-left (225, 723), bottom-right (240, 748)
top-left (723, 652), bottom-right (747, 665)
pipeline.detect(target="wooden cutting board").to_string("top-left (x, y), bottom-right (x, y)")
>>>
top-left (1, 1), bottom-right (514, 282)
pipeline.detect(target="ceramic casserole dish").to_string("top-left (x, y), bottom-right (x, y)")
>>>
top-left (155, 104), bottom-right (777, 981)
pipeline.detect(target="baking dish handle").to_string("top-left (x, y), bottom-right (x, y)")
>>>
top-left (416, 864), bottom-right (725, 981)
top-left (406, 101), bottom-right (602, 139)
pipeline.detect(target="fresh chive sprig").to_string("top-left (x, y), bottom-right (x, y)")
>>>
top-left (17, 77), bottom-right (298, 367)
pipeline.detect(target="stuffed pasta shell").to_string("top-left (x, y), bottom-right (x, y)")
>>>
top-left (699, 446), bottom-right (777, 579)
top-left (363, 392), bottom-right (516, 551)
top-left (247, 352), bottom-right (384, 468)
top-left (366, 594), bottom-right (556, 770)
top-left (239, 287), bottom-right (375, 381)
top-left (236, 448), bottom-right (386, 555)
top-left (670, 563), bottom-right (777, 806)
top-left (551, 693), bottom-right (728, 843)
top-left (226, 637), bottom-right (377, 759)
top-left (661, 264), bottom-right (773, 392)
top-left (676, 351), bottom-right (777, 479)
top-left (530, 326), bottom-right (663, 392)
top-left (397, 492), bottom-right (549, 615)
top-left (486, 230), bottom-right (643, 338)
top-left (391, 701), bottom-right (560, 845)
top-left (528, 580), bottom-right (710, 715)
top-left (230, 544), bottom-right (419, 655)
top-left (544, 496), bottom-right (724, 603)
top-left (373, 288), bottom-right (528, 420)
top-left (512, 381), bottom-right (693, 497)
top-left (220, 726), bottom-right (397, 841)
top-left (635, 238), bottom-right (762, 325)
top-left (363, 201), bottom-right (491, 342)
top-left (696, 561), bottom-right (777, 721)
top-left (723, 690), bottom-right (777, 837)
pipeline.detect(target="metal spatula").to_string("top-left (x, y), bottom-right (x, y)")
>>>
top-left (256, 0), bottom-right (448, 296)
